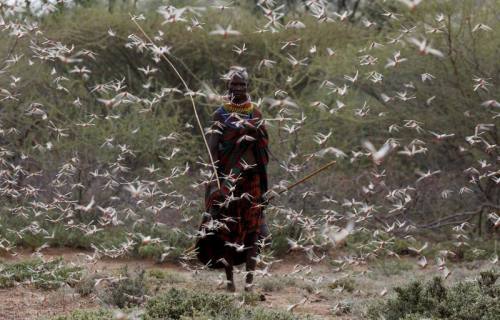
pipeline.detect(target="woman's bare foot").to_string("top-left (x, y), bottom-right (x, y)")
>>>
top-left (227, 282), bottom-right (236, 292)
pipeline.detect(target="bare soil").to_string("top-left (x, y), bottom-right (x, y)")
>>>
top-left (0, 248), bottom-right (497, 320)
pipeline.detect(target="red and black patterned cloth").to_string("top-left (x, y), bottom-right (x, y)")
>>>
top-left (195, 105), bottom-right (269, 268)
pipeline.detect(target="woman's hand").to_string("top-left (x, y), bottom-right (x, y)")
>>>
top-left (259, 195), bottom-right (269, 207)
top-left (241, 121), bottom-right (259, 136)
top-left (209, 181), bottom-right (226, 202)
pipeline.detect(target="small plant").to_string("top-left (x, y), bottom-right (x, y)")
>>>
top-left (371, 259), bottom-right (414, 277)
top-left (331, 301), bottom-right (352, 316)
top-left (241, 291), bottom-right (264, 306)
top-left (100, 266), bottom-right (148, 308)
top-left (259, 276), bottom-right (295, 292)
top-left (74, 272), bottom-right (101, 297)
top-left (49, 309), bottom-right (114, 320)
top-left (328, 276), bottom-right (356, 293)
top-left (147, 269), bottom-right (186, 284)
top-left (147, 269), bottom-right (166, 280)
top-left (137, 243), bottom-right (164, 260)
top-left (245, 307), bottom-right (312, 320)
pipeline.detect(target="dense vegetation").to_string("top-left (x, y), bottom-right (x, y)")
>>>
top-left (0, 0), bottom-right (498, 278)
top-left (50, 287), bottom-right (310, 320)
top-left (0, 1), bottom-right (498, 319)
top-left (0, 257), bottom-right (82, 290)
top-left (367, 270), bottom-right (500, 320)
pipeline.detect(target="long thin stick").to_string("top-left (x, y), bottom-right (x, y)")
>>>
top-left (183, 159), bottom-right (337, 254)
top-left (129, 13), bottom-right (220, 189)
top-left (266, 160), bottom-right (337, 201)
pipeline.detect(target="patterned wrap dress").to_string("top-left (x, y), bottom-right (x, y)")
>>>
top-left (195, 105), bottom-right (270, 268)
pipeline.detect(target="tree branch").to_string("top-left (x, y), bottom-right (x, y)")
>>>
top-left (417, 202), bottom-right (500, 229)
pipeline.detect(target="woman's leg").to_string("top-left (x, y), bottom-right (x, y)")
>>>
top-left (223, 245), bottom-right (236, 292)
top-left (244, 231), bottom-right (258, 291)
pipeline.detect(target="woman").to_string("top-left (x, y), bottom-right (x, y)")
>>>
top-left (196, 67), bottom-right (271, 292)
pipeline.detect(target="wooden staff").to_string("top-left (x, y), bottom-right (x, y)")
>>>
top-left (183, 160), bottom-right (337, 254)
top-left (265, 159), bottom-right (337, 202)
top-left (129, 13), bottom-right (220, 189)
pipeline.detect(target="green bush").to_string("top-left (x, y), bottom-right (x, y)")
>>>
top-left (49, 309), bottom-right (114, 320)
top-left (260, 276), bottom-right (296, 292)
top-left (137, 243), bottom-right (164, 259)
top-left (367, 270), bottom-right (500, 320)
top-left (74, 272), bottom-right (102, 297)
top-left (147, 269), bottom-right (187, 284)
top-left (247, 307), bottom-right (312, 320)
top-left (0, 257), bottom-right (82, 290)
top-left (100, 266), bottom-right (148, 308)
top-left (328, 276), bottom-right (356, 293)
top-left (49, 287), bottom-right (311, 320)
top-left (370, 259), bottom-right (414, 278)
top-left (145, 287), bottom-right (239, 320)
top-left (144, 287), bottom-right (309, 320)
top-left (1, 0), bottom-right (499, 272)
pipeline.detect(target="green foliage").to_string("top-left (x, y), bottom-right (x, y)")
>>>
top-left (74, 272), bottom-right (102, 297)
top-left (330, 301), bottom-right (352, 316)
top-left (0, 257), bottom-right (82, 290)
top-left (49, 309), bottom-right (114, 320)
top-left (461, 240), bottom-right (498, 261)
top-left (371, 259), bottom-right (414, 278)
top-left (0, 212), bottom-right (131, 251)
top-left (328, 276), bottom-right (356, 293)
top-left (367, 270), bottom-right (500, 320)
top-left (0, 212), bottom-right (192, 261)
top-left (137, 243), bottom-right (164, 259)
top-left (132, 224), bottom-right (192, 262)
top-left (144, 287), bottom-right (309, 320)
top-left (246, 307), bottom-right (311, 320)
top-left (144, 287), bottom-right (239, 320)
top-left (147, 269), bottom-right (187, 284)
top-left (269, 219), bottom-right (304, 257)
top-left (260, 276), bottom-right (296, 292)
top-left (1, 0), bottom-right (499, 268)
top-left (99, 266), bottom-right (148, 308)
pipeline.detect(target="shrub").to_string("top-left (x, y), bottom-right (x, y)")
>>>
top-left (328, 276), bottom-right (356, 293)
top-left (0, 257), bottom-right (82, 290)
top-left (49, 309), bottom-right (114, 320)
top-left (74, 272), bottom-right (102, 297)
top-left (144, 287), bottom-right (309, 320)
top-left (137, 243), bottom-right (164, 260)
top-left (370, 259), bottom-right (414, 278)
top-left (260, 276), bottom-right (296, 292)
top-left (99, 266), bottom-right (148, 308)
top-left (144, 287), bottom-right (239, 320)
top-left (331, 301), bottom-right (352, 316)
top-left (366, 270), bottom-right (500, 320)
top-left (246, 307), bottom-right (311, 320)
top-left (147, 269), bottom-right (187, 284)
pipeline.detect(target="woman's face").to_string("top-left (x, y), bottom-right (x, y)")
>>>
top-left (228, 75), bottom-right (248, 99)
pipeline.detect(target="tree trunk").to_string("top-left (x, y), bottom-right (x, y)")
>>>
top-left (108, 0), bottom-right (115, 13)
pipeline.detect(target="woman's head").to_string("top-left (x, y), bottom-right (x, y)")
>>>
top-left (226, 67), bottom-right (249, 103)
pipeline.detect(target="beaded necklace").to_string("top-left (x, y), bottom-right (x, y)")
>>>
top-left (223, 101), bottom-right (254, 114)
top-left (222, 95), bottom-right (254, 115)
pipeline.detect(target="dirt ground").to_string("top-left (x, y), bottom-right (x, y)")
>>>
top-left (0, 247), bottom-right (497, 320)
